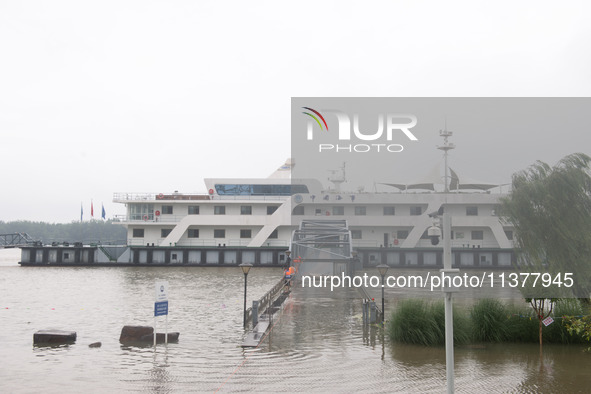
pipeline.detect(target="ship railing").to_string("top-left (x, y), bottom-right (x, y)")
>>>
top-left (128, 239), bottom-right (220, 247)
top-left (226, 239), bottom-right (288, 247)
top-left (126, 239), bottom-right (289, 247)
top-left (115, 215), bottom-right (188, 223)
top-left (113, 192), bottom-right (211, 201)
top-left (352, 240), bottom-right (513, 249)
top-left (113, 193), bottom-right (159, 201)
top-left (113, 192), bottom-right (288, 202)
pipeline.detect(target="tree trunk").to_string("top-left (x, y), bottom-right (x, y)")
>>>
top-left (539, 317), bottom-right (543, 356)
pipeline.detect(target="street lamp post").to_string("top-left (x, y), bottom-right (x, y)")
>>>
top-left (438, 127), bottom-right (457, 394)
top-left (377, 264), bottom-right (389, 325)
top-left (239, 263), bottom-right (253, 328)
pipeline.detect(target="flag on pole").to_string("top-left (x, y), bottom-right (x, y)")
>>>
top-left (91, 200), bottom-right (94, 218)
top-left (102, 204), bottom-right (106, 220)
top-left (81, 203), bottom-right (83, 222)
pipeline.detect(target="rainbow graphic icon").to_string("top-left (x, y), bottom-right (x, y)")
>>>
top-left (302, 107), bottom-right (328, 131)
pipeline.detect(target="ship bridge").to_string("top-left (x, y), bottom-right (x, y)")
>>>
top-left (291, 220), bottom-right (353, 276)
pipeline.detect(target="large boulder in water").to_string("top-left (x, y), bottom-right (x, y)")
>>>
top-left (119, 325), bottom-right (153, 343)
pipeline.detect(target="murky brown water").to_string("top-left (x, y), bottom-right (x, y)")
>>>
top-left (1, 249), bottom-right (590, 393)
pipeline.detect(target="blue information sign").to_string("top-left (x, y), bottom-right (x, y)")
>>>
top-left (154, 301), bottom-right (168, 316)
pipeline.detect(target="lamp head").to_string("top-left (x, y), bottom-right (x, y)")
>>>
top-left (239, 263), bottom-right (253, 275)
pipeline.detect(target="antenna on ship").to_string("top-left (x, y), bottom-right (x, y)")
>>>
top-left (328, 162), bottom-right (346, 193)
top-left (437, 125), bottom-right (455, 193)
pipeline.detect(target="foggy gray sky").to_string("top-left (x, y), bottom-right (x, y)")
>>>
top-left (1, 1), bottom-right (591, 223)
top-left (291, 98), bottom-right (591, 192)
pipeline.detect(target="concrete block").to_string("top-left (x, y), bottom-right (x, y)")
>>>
top-left (119, 325), bottom-right (153, 343)
top-left (33, 330), bottom-right (77, 345)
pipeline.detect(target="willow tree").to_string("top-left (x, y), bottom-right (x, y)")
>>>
top-left (502, 153), bottom-right (591, 349)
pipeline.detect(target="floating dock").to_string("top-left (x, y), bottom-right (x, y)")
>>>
top-left (18, 244), bottom-right (516, 269)
top-left (18, 244), bottom-right (290, 267)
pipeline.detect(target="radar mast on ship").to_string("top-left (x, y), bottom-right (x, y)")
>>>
top-left (328, 162), bottom-right (346, 192)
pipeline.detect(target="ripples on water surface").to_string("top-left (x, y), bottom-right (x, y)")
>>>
top-left (1, 249), bottom-right (590, 393)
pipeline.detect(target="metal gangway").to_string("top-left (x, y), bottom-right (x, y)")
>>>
top-left (0, 233), bottom-right (39, 248)
top-left (291, 219), bottom-right (353, 276)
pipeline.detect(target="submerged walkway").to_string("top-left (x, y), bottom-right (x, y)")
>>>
top-left (242, 279), bottom-right (291, 347)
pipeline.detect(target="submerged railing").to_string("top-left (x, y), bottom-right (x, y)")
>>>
top-left (244, 278), bottom-right (285, 325)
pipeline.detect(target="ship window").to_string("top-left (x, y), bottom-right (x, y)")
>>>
top-left (214, 206), bottom-right (226, 215)
top-left (267, 206), bottom-right (278, 215)
top-left (129, 204), bottom-right (154, 221)
top-left (471, 230), bottom-right (484, 240)
top-left (162, 205), bottom-right (173, 214)
top-left (351, 230), bottom-right (362, 239)
top-left (292, 206), bottom-right (304, 215)
top-left (188, 229), bottom-right (199, 238)
top-left (214, 184), bottom-right (309, 196)
top-left (332, 206), bottom-right (344, 215)
top-left (466, 206), bottom-right (478, 216)
top-left (410, 206), bottom-right (422, 216)
top-left (171, 253), bottom-right (177, 261)
top-left (315, 208), bottom-right (322, 215)
top-left (383, 206), bottom-right (396, 216)
top-left (397, 230), bottom-right (408, 239)
top-left (241, 206), bottom-right (252, 215)
top-left (188, 206), bottom-right (200, 215)
top-left (214, 229), bottom-right (225, 238)
top-left (354, 206), bottom-right (366, 216)
top-left (161, 229), bottom-right (172, 238)
top-left (268, 229), bottom-right (278, 239)
top-left (133, 229), bottom-right (144, 238)
top-left (504, 230), bottom-right (513, 240)
top-left (240, 229), bottom-right (252, 238)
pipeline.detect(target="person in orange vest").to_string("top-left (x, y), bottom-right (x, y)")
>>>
top-left (284, 265), bottom-right (295, 288)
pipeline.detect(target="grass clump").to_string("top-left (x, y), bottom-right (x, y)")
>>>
top-left (388, 298), bottom-right (587, 346)
top-left (503, 305), bottom-right (539, 342)
top-left (470, 299), bottom-right (509, 342)
top-left (388, 299), bottom-right (440, 346)
top-left (387, 299), bottom-right (471, 346)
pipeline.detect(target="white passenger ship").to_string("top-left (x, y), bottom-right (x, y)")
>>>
top-left (107, 156), bottom-right (514, 268)
top-left (19, 135), bottom-right (516, 268)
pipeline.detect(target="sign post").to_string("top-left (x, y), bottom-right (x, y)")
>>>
top-left (154, 281), bottom-right (169, 347)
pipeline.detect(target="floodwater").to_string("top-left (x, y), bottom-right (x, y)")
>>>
top-left (1, 248), bottom-right (590, 393)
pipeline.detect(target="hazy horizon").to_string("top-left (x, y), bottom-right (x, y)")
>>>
top-left (2, 1), bottom-right (591, 223)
